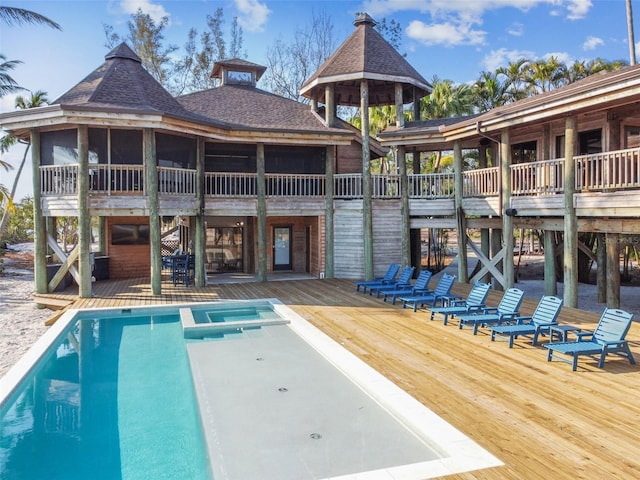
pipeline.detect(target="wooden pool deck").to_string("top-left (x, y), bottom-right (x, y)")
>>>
top-left (37, 276), bottom-right (640, 480)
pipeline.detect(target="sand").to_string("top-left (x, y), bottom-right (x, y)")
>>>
top-left (1, 244), bottom-right (639, 379)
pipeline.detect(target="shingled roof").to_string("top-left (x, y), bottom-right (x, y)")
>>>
top-left (300, 13), bottom-right (431, 106)
top-left (54, 43), bottom-right (198, 120)
top-left (177, 84), bottom-right (344, 133)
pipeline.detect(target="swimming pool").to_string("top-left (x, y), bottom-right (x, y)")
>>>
top-left (0, 299), bottom-right (502, 479)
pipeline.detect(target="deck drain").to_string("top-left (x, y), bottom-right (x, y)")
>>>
top-left (278, 387), bottom-right (288, 392)
top-left (310, 433), bottom-right (322, 440)
top-left (256, 357), bottom-right (264, 361)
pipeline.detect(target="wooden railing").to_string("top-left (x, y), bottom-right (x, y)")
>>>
top-left (511, 159), bottom-right (564, 195)
top-left (408, 173), bottom-right (455, 198)
top-left (39, 148), bottom-right (640, 199)
top-left (158, 167), bottom-right (196, 195)
top-left (41, 164), bottom-right (78, 196)
top-left (464, 167), bottom-right (499, 196)
top-left (575, 147), bottom-right (640, 191)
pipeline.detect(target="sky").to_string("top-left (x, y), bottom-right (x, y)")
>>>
top-left (1, 0), bottom-right (639, 201)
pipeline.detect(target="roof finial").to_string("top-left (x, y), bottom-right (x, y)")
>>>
top-left (354, 12), bottom-right (377, 28)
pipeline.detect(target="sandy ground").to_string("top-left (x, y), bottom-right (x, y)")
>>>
top-left (1, 244), bottom-right (639, 379)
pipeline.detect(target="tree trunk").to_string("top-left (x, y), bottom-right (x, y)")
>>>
top-left (0, 142), bottom-right (30, 238)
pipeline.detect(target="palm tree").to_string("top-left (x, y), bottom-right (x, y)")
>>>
top-left (0, 54), bottom-right (24, 96)
top-left (0, 90), bottom-right (49, 238)
top-left (472, 71), bottom-right (512, 112)
top-left (0, 6), bottom-right (60, 29)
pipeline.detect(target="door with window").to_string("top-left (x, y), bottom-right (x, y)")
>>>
top-left (273, 226), bottom-right (292, 271)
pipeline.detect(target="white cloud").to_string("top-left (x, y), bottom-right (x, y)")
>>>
top-left (234, 0), bottom-right (271, 32)
top-left (119, 0), bottom-right (169, 24)
top-left (481, 47), bottom-right (536, 72)
top-left (566, 0), bottom-right (592, 20)
top-left (406, 20), bottom-right (486, 46)
top-left (507, 22), bottom-right (524, 37)
top-left (582, 36), bottom-right (604, 51)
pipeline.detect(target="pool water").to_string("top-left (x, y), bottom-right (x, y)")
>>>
top-left (192, 304), bottom-right (281, 324)
top-left (0, 313), bottom-right (211, 480)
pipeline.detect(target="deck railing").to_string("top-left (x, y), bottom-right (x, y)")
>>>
top-left (39, 148), bottom-right (640, 200)
top-left (463, 167), bottom-right (500, 196)
top-left (408, 173), bottom-right (455, 198)
top-left (575, 147), bottom-right (640, 191)
top-left (158, 167), bottom-right (196, 195)
top-left (511, 159), bottom-right (564, 195)
top-left (41, 164), bottom-right (78, 196)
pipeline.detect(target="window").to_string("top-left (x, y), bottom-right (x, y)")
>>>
top-left (156, 133), bottom-right (196, 169)
top-left (625, 126), bottom-right (640, 148)
top-left (226, 70), bottom-right (253, 84)
top-left (578, 129), bottom-right (602, 155)
top-left (111, 224), bottom-right (149, 245)
top-left (111, 130), bottom-right (143, 165)
top-left (511, 141), bottom-right (537, 164)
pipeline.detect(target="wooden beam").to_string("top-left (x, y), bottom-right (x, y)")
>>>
top-left (563, 115), bottom-right (579, 308)
top-left (325, 145), bottom-right (335, 278)
top-left (361, 79), bottom-right (373, 280)
top-left (77, 126), bottom-right (92, 298)
top-left (145, 128), bottom-right (162, 295)
top-left (501, 130), bottom-right (515, 289)
top-left (47, 243), bottom-right (80, 292)
top-left (31, 129), bottom-right (48, 295)
top-left (606, 233), bottom-right (621, 308)
top-left (256, 143), bottom-right (267, 282)
top-left (468, 240), bottom-right (506, 286)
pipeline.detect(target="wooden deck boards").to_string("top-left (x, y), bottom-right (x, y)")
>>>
top-left (38, 277), bottom-right (640, 480)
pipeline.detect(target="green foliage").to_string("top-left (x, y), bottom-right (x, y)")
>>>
top-left (1, 196), bottom-right (33, 244)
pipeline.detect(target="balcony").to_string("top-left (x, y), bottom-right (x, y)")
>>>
top-left (39, 147), bottom-right (640, 217)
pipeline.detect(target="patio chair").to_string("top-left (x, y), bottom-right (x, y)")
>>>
top-left (489, 295), bottom-right (563, 347)
top-left (172, 254), bottom-right (194, 286)
top-left (458, 288), bottom-right (524, 335)
top-left (368, 266), bottom-right (415, 297)
top-left (399, 273), bottom-right (456, 312)
top-left (355, 264), bottom-right (400, 293)
top-left (381, 270), bottom-right (433, 304)
top-left (544, 308), bottom-right (636, 371)
top-left (429, 282), bottom-right (491, 325)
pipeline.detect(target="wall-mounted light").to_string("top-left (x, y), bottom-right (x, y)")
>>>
top-left (505, 208), bottom-right (518, 216)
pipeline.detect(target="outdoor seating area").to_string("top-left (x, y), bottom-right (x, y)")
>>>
top-left (33, 275), bottom-right (640, 478)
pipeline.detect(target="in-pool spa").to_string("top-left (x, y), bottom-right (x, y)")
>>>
top-left (0, 299), bottom-right (501, 480)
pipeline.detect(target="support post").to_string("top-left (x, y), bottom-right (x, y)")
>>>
top-left (144, 129), bottom-right (161, 295)
top-left (194, 137), bottom-right (206, 287)
top-left (31, 129), bottom-right (48, 295)
top-left (361, 79), bottom-right (373, 280)
top-left (453, 141), bottom-right (468, 282)
top-left (398, 146), bottom-right (410, 269)
top-left (597, 233), bottom-right (607, 303)
top-left (77, 126), bottom-right (92, 298)
top-left (501, 130), bottom-right (514, 289)
top-left (325, 84), bottom-right (335, 128)
top-left (256, 143), bottom-right (267, 282)
top-left (563, 115), bottom-right (578, 308)
top-left (544, 229), bottom-right (557, 295)
top-left (324, 145), bottom-right (335, 278)
top-left (606, 233), bottom-right (621, 308)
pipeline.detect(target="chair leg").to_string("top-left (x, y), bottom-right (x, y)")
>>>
top-left (572, 354), bottom-right (579, 371)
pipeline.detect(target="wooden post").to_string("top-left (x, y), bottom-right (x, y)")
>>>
top-left (395, 83), bottom-right (404, 128)
top-left (544, 229), bottom-right (557, 295)
top-left (324, 145), bottom-right (335, 278)
top-left (256, 143), bottom-right (267, 282)
top-left (144, 129), bottom-right (161, 295)
top-left (361, 79), bottom-right (373, 280)
top-left (98, 217), bottom-right (106, 254)
top-left (77, 126), bottom-right (92, 298)
top-left (606, 233), bottom-right (621, 308)
top-left (501, 130), bottom-right (514, 289)
top-left (491, 228), bottom-right (503, 291)
top-left (325, 84), bottom-right (335, 128)
top-left (563, 115), bottom-right (578, 308)
top-left (597, 233), bottom-right (607, 303)
top-left (31, 129), bottom-right (48, 295)
top-left (410, 147), bottom-right (422, 271)
top-left (194, 137), bottom-right (206, 287)
top-left (412, 86), bottom-right (421, 122)
top-left (453, 141), bottom-right (468, 282)
top-left (398, 145), bottom-right (411, 269)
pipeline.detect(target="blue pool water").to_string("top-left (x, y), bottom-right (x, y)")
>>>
top-left (191, 304), bottom-right (281, 324)
top-left (0, 312), bottom-right (211, 480)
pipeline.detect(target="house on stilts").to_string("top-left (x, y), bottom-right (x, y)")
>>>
top-left (1, 12), bottom-right (640, 313)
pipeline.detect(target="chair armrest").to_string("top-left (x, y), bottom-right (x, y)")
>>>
top-left (466, 304), bottom-right (485, 313)
top-left (514, 316), bottom-right (533, 325)
top-left (483, 307), bottom-right (498, 314)
top-left (575, 331), bottom-right (594, 341)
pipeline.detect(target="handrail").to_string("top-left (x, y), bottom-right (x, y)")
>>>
top-left (463, 167), bottom-right (499, 196)
top-left (41, 164), bottom-right (78, 196)
top-left (511, 159), bottom-right (564, 195)
top-left (408, 173), bottom-right (455, 198)
top-left (158, 166), bottom-right (197, 195)
top-left (575, 147), bottom-right (640, 191)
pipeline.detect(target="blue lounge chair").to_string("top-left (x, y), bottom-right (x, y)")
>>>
top-left (381, 270), bottom-right (433, 304)
top-left (544, 308), bottom-right (636, 371)
top-left (355, 264), bottom-right (399, 293)
top-left (400, 273), bottom-right (456, 312)
top-left (458, 288), bottom-right (524, 335)
top-left (429, 282), bottom-right (491, 325)
top-left (369, 266), bottom-right (415, 297)
top-left (490, 295), bottom-right (563, 347)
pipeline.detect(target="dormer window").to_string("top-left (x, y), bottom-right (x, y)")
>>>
top-left (226, 70), bottom-right (253, 85)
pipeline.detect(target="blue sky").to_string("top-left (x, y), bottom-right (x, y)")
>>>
top-left (2, 0), bottom-right (639, 200)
